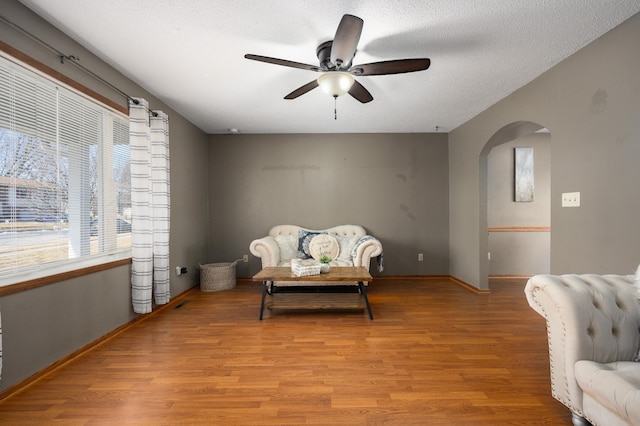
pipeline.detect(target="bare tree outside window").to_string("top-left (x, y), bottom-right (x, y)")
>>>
top-left (0, 130), bottom-right (65, 222)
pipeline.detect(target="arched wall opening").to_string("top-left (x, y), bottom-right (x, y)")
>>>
top-left (478, 121), bottom-right (550, 288)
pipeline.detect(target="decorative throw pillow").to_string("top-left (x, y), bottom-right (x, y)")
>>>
top-left (297, 230), bottom-right (325, 259)
top-left (335, 235), bottom-right (359, 262)
top-left (309, 234), bottom-right (340, 261)
top-left (274, 234), bottom-right (298, 261)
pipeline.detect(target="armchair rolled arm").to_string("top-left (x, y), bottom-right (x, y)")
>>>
top-left (351, 235), bottom-right (383, 271)
top-left (524, 274), bottom-right (640, 416)
top-left (249, 236), bottom-right (280, 268)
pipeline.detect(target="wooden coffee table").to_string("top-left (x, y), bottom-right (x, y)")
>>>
top-left (252, 266), bottom-right (373, 320)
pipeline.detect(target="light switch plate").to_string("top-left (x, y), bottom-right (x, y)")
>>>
top-left (562, 192), bottom-right (580, 207)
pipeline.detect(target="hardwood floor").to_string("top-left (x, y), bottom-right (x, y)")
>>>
top-left (0, 277), bottom-right (569, 425)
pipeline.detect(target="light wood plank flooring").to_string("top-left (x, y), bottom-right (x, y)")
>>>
top-left (0, 277), bottom-right (569, 425)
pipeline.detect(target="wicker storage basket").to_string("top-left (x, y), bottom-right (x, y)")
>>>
top-left (200, 260), bottom-right (239, 292)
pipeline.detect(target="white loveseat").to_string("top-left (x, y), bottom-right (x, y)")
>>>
top-left (525, 274), bottom-right (640, 426)
top-left (249, 224), bottom-right (383, 285)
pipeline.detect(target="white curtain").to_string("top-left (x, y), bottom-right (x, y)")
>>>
top-left (129, 98), bottom-right (171, 314)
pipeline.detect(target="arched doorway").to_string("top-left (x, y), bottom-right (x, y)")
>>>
top-left (479, 121), bottom-right (550, 287)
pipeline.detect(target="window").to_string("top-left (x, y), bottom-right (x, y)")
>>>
top-left (0, 54), bottom-right (131, 286)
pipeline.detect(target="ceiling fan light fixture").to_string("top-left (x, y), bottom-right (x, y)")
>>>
top-left (317, 72), bottom-right (354, 97)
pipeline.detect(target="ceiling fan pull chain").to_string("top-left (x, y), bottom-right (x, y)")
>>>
top-left (334, 95), bottom-right (338, 120)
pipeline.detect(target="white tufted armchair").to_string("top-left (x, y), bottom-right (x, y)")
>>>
top-left (525, 274), bottom-right (640, 426)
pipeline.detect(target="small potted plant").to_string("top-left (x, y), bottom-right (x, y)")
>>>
top-left (319, 254), bottom-right (331, 273)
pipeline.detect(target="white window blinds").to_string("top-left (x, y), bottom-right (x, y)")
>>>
top-left (0, 54), bottom-right (131, 284)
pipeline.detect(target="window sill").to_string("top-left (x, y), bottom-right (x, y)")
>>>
top-left (0, 256), bottom-right (132, 297)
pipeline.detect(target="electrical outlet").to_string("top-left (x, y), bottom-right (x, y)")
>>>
top-left (488, 252), bottom-right (491, 261)
top-left (175, 266), bottom-right (182, 276)
top-left (243, 254), bottom-right (249, 263)
top-left (418, 253), bottom-right (423, 262)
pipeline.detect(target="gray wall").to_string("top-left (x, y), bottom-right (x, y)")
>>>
top-left (450, 13), bottom-right (640, 289)
top-left (3, 0), bottom-right (639, 395)
top-left (488, 134), bottom-right (551, 275)
top-left (0, 1), bottom-right (209, 392)
top-left (207, 133), bottom-right (449, 277)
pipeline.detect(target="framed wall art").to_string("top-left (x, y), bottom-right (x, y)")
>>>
top-left (514, 147), bottom-right (534, 202)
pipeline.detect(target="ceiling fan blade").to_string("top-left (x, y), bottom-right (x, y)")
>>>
top-left (330, 14), bottom-right (363, 69)
top-left (350, 58), bottom-right (431, 76)
top-left (284, 80), bottom-right (319, 99)
top-left (244, 54), bottom-right (320, 72)
top-left (348, 80), bottom-right (373, 103)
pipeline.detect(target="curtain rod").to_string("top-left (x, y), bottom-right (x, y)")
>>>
top-left (0, 14), bottom-right (158, 116)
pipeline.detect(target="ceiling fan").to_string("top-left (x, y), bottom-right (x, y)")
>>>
top-left (244, 14), bottom-right (431, 106)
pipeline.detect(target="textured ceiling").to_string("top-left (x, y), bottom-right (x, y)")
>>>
top-left (17, 0), bottom-right (640, 134)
